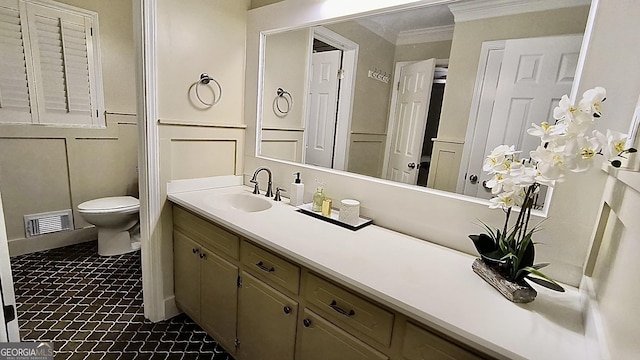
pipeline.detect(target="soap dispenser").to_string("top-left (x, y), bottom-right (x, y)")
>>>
top-left (312, 181), bottom-right (325, 212)
top-left (290, 172), bottom-right (304, 206)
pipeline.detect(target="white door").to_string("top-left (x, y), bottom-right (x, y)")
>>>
top-left (305, 50), bottom-right (341, 168)
top-left (0, 191), bottom-right (20, 341)
top-left (386, 59), bottom-right (435, 184)
top-left (463, 35), bottom-right (582, 199)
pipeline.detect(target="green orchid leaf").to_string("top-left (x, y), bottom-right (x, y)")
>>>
top-left (532, 263), bottom-right (550, 270)
top-left (523, 267), bottom-right (565, 292)
top-left (469, 234), bottom-right (498, 256)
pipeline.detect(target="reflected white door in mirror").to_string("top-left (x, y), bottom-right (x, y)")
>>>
top-left (457, 34), bottom-right (583, 209)
top-left (384, 59), bottom-right (436, 184)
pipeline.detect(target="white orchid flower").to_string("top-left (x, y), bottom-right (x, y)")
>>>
top-left (564, 135), bottom-right (600, 172)
top-left (527, 121), bottom-right (568, 142)
top-left (508, 162), bottom-right (537, 185)
top-left (578, 86), bottom-right (606, 117)
top-left (530, 145), bottom-right (566, 181)
top-left (596, 129), bottom-right (628, 160)
top-left (488, 191), bottom-right (517, 210)
top-left (553, 95), bottom-right (578, 121)
top-left (483, 145), bottom-right (519, 172)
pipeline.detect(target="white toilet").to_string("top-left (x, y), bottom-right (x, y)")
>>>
top-left (78, 196), bottom-right (140, 256)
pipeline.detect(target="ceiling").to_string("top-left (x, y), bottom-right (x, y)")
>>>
top-left (354, 4), bottom-right (454, 44)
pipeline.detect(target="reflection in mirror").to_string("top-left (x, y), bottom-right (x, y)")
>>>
top-left (258, 2), bottom-right (591, 211)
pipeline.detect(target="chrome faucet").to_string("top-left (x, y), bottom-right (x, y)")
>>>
top-left (250, 167), bottom-right (273, 198)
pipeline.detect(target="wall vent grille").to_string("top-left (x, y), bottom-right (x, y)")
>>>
top-left (24, 210), bottom-right (74, 237)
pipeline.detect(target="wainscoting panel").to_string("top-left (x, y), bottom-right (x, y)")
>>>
top-left (260, 128), bottom-right (304, 163)
top-left (170, 140), bottom-right (237, 180)
top-left (347, 133), bottom-right (386, 178)
top-left (0, 138), bottom-right (72, 241)
top-left (427, 140), bottom-right (464, 192)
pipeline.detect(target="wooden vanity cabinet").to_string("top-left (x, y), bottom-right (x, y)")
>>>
top-left (172, 205), bottom-right (491, 360)
top-left (237, 271), bottom-right (298, 360)
top-left (173, 208), bottom-right (240, 355)
top-left (173, 231), bottom-right (201, 319)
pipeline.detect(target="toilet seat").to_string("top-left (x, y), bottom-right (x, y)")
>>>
top-left (78, 196), bottom-right (140, 214)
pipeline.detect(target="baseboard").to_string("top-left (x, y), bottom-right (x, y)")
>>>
top-left (163, 295), bottom-right (181, 320)
top-left (580, 276), bottom-right (610, 360)
top-left (8, 227), bottom-right (98, 257)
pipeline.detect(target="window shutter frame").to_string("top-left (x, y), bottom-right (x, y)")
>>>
top-left (0, 0), bottom-right (38, 123)
top-left (0, 0), bottom-right (104, 127)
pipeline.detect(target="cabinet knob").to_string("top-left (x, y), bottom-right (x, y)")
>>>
top-left (192, 248), bottom-right (198, 254)
top-left (283, 306), bottom-right (291, 315)
top-left (199, 253), bottom-right (206, 259)
top-left (303, 319), bottom-right (311, 328)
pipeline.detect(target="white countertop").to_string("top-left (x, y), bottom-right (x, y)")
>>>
top-left (167, 177), bottom-right (588, 360)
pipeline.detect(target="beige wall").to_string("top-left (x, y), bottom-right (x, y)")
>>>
top-left (261, 29), bottom-right (309, 129)
top-left (156, 0), bottom-right (248, 125)
top-left (578, 0), bottom-right (640, 358)
top-left (324, 21), bottom-right (395, 177)
top-left (428, 6), bottom-right (590, 191)
top-left (1, 0), bottom-right (137, 255)
top-left (393, 40), bottom-right (452, 63)
top-left (250, 0), bottom-right (283, 10)
top-left (155, 0), bottom-right (250, 318)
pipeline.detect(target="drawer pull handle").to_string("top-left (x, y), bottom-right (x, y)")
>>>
top-left (329, 300), bottom-right (355, 317)
top-left (256, 261), bottom-right (275, 273)
top-left (303, 319), bottom-right (311, 327)
top-left (283, 306), bottom-right (291, 315)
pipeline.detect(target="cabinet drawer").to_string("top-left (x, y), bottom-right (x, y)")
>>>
top-left (402, 322), bottom-right (483, 360)
top-left (173, 206), bottom-right (239, 259)
top-left (303, 273), bottom-right (394, 346)
top-left (241, 240), bottom-right (300, 294)
top-left (296, 308), bottom-right (388, 360)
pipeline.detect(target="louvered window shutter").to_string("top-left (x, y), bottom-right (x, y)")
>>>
top-left (0, 0), bottom-right (35, 123)
top-left (25, 1), bottom-right (97, 126)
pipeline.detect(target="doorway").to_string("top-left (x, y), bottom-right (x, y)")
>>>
top-left (303, 27), bottom-right (358, 171)
top-left (383, 60), bottom-right (447, 186)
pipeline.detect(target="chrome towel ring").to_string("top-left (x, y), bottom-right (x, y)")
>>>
top-left (275, 87), bottom-right (293, 115)
top-left (195, 73), bottom-right (222, 107)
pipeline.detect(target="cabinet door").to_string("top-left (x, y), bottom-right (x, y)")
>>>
top-left (401, 322), bottom-right (483, 360)
top-left (200, 246), bottom-right (239, 354)
top-left (296, 309), bottom-right (388, 360)
top-left (237, 271), bottom-right (298, 360)
top-left (174, 231), bottom-right (201, 320)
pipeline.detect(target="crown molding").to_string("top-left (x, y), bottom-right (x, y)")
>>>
top-left (396, 24), bottom-right (454, 45)
top-left (448, 0), bottom-right (591, 22)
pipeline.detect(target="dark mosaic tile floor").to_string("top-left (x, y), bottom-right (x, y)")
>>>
top-left (11, 240), bottom-right (234, 360)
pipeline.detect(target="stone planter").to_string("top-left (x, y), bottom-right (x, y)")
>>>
top-left (472, 258), bottom-right (537, 303)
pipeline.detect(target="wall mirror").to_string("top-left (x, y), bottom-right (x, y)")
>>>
top-left (256, 0), bottom-right (592, 212)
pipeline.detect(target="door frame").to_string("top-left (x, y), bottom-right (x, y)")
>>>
top-left (305, 26), bottom-right (358, 171)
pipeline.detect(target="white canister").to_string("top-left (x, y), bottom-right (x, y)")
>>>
top-left (339, 199), bottom-right (360, 226)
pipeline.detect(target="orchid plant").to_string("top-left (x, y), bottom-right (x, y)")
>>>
top-left (470, 87), bottom-right (637, 292)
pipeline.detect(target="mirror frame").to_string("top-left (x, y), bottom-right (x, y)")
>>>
top-left (245, 0), bottom-right (596, 217)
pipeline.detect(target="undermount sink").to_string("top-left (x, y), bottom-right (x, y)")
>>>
top-left (216, 193), bottom-right (272, 213)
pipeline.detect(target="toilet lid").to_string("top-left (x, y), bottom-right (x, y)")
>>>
top-left (78, 196), bottom-right (140, 212)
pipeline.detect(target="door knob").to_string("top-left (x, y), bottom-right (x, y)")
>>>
top-left (469, 174), bottom-right (478, 184)
top-left (407, 162), bottom-right (416, 169)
